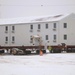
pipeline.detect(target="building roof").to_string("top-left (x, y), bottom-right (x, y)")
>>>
top-left (0, 13), bottom-right (74, 25)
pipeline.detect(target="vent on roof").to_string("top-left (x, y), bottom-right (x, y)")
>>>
top-left (54, 15), bottom-right (62, 18)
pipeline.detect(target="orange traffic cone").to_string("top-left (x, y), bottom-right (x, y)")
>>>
top-left (40, 50), bottom-right (43, 56)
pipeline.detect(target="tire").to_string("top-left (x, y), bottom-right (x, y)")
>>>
top-left (43, 50), bottom-right (46, 53)
top-left (24, 51), bottom-right (31, 55)
top-left (50, 50), bottom-right (54, 53)
top-left (36, 50), bottom-right (39, 54)
top-left (12, 50), bottom-right (17, 55)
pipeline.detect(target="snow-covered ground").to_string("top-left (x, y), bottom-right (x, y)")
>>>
top-left (0, 53), bottom-right (75, 75)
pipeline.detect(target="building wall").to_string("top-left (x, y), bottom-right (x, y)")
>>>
top-left (14, 22), bottom-right (59, 46)
top-left (58, 14), bottom-right (75, 45)
top-left (0, 14), bottom-right (75, 47)
top-left (0, 22), bottom-right (59, 47)
top-left (0, 25), bottom-right (5, 46)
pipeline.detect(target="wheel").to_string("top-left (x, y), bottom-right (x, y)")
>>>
top-left (24, 51), bottom-right (31, 55)
top-left (43, 50), bottom-right (46, 53)
top-left (50, 50), bottom-right (54, 53)
top-left (12, 50), bottom-right (17, 55)
top-left (36, 50), bottom-right (39, 54)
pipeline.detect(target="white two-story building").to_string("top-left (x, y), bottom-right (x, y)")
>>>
top-left (0, 13), bottom-right (75, 48)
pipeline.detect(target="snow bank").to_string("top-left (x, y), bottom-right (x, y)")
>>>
top-left (0, 53), bottom-right (75, 75)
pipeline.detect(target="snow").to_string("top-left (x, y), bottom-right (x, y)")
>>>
top-left (0, 53), bottom-right (75, 75)
top-left (0, 13), bottom-right (73, 25)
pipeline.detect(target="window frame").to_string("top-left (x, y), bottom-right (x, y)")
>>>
top-left (5, 26), bottom-right (8, 31)
top-left (30, 25), bottom-right (33, 29)
top-left (54, 34), bottom-right (56, 40)
top-left (12, 26), bottom-right (15, 31)
top-left (64, 34), bottom-right (67, 40)
top-left (46, 23), bottom-right (48, 29)
top-left (46, 35), bottom-right (48, 40)
top-left (53, 23), bottom-right (56, 28)
top-left (5, 36), bottom-right (8, 42)
top-left (64, 23), bottom-right (67, 28)
top-left (38, 24), bottom-right (41, 29)
top-left (30, 36), bottom-right (33, 43)
top-left (12, 36), bottom-right (15, 42)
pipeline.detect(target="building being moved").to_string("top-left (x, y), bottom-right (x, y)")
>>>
top-left (0, 13), bottom-right (75, 53)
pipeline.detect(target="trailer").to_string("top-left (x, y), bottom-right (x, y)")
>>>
top-left (0, 13), bottom-right (75, 55)
top-left (0, 35), bottom-right (46, 55)
top-left (0, 44), bottom-right (75, 55)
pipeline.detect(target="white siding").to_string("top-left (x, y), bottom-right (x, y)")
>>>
top-left (0, 14), bottom-right (75, 46)
top-left (58, 14), bottom-right (75, 45)
top-left (0, 26), bottom-right (5, 46)
top-left (0, 22), bottom-right (59, 46)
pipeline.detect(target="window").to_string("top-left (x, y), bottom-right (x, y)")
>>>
top-left (46, 24), bottom-right (48, 29)
top-left (12, 36), bottom-right (15, 42)
top-left (54, 35), bottom-right (56, 40)
top-left (64, 23), bottom-right (67, 28)
top-left (30, 36), bottom-right (33, 40)
top-left (12, 26), bottom-right (15, 31)
top-left (64, 34), bottom-right (67, 40)
top-left (46, 35), bottom-right (48, 40)
top-left (5, 26), bottom-right (8, 32)
top-left (38, 24), bottom-right (40, 29)
top-left (5, 36), bottom-right (8, 44)
top-left (53, 35), bottom-right (56, 42)
top-left (5, 36), bottom-right (8, 42)
top-left (30, 36), bottom-right (33, 43)
top-left (12, 26), bottom-right (15, 33)
top-left (30, 25), bottom-right (33, 29)
top-left (53, 23), bottom-right (56, 28)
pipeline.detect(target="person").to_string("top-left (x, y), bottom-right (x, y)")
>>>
top-left (48, 46), bottom-right (52, 53)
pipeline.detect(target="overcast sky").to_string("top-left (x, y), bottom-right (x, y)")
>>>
top-left (0, 0), bottom-right (75, 18)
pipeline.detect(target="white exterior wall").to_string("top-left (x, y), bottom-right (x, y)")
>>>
top-left (13, 24), bottom-right (29, 46)
top-left (0, 22), bottom-right (59, 46)
top-left (0, 25), bottom-right (5, 46)
top-left (33, 22), bottom-right (59, 46)
top-left (58, 14), bottom-right (75, 45)
top-left (14, 22), bottom-right (59, 46)
top-left (0, 24), bottom-right (31, 46)
top-left (0, 14), bottom-right (75, 46)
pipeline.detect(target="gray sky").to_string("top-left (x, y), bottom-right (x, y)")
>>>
top-left (0, 0), bottom-right (75, 18)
